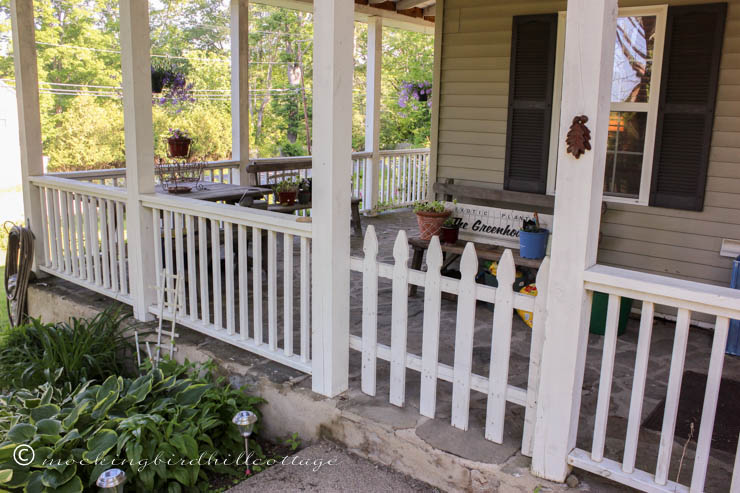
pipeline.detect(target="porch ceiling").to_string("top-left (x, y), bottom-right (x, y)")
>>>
top-left (253, 0), bottom-right (435, 33)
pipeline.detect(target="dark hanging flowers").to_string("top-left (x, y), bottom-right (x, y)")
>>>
top-left (151, 59), bottom-right (195, 109)
top-left (398, 81), bottom-right (432, 112)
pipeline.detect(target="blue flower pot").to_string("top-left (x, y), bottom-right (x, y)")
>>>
top-left (519, 229), bottom-right (549, 259)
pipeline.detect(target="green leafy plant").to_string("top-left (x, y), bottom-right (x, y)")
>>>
top-left (0, 307), bottom-right (132, 390)
top-left (521, 214), bottom-right (545, 233)
top-left (413, 200), bottom-right (447, 214)
top-left (274, 179), bottom-right (299, 193)
top-left (0, 359), bottom-right (267, 492)
top-left (443, 217), bottom-right (460, 228)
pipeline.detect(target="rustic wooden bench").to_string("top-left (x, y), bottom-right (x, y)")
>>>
top-left (407, 237), bottom-right (544, 296)
top-left (267, 197), bottom-right (364, 237)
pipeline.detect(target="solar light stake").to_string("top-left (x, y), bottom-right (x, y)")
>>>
top-left (233, 410), bottom-right (258, 471)
top-left (96, 468), bottom-right (125, 493)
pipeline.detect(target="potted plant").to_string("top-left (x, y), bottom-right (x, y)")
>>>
top-left (166, 128), bottom-right (192, 158)
top-left (519, 213), bottom-right (549, 259)
top-left (440, 217), bottom-right (461, 244)
top-left (298, 178), bottom-right (312, 205)
top-left (413, 201), bottom-right (451, 241)
top-left (275, 179), bottom-right (299, 205)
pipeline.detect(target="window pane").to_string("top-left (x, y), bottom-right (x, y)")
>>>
top-left (612, 15), bottom-right (656, 103)
top-left (604, 111), bottom-right (646, 198)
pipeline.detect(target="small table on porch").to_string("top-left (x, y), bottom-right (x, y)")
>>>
top-left (155, 182), bottom-right (273, 205)
top-left (266, 197), bottom-right (364, 237)
top-left (408, 236), bottom-right (544, 296)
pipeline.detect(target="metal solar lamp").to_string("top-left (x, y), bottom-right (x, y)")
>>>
top-left (96, 468), bottom-right (125, 493)
top-left (233, 410), bottom-right (258, 467)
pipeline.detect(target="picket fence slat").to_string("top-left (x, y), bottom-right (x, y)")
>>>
top-left (390, 230), bottom-right (410, 407)
top-left (419, 236), bottom-right (443, 418)
top-left (451, 243), bottom-right (478, 431)
top-left (362, 226), bottom-right (379, 396)
top-left (486, 249), bottom-right (515, 443)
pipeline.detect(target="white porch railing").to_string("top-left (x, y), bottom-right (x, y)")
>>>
top-left (30, 175), bottom-right (132, 304)
top-left (140, 193), bottom-right (312, 373)
top-left (349, 226), bottom-right (551, 450)
top-left (569, 264), bottom-right (740, 493)
top-left (49, 149), bottom-right (431, 213)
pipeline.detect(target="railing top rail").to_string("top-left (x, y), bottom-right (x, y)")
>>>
top-left (378, 148), bottom-right (430, 156)
top-left (584, 264), bottom-right (740, 318)
top-left (48, 168), bottom-right (126, 179)
top-left (140, 192), bottom-right (312, 237)
top-left (30, 175), bottom-right (128, 201)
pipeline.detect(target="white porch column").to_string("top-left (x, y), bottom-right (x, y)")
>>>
top-left (531, 0), bottom-right (617, 482)
top-left (231, 0), bottom-right (252, 185)
top-left (364, 16), bottom-right (382, 213)
top-left (120, 0), bottom-right (157, 321)
top-left (311, 0), bottom-right (353, 397)
top-left (10, 0), bottom-right (45, 271)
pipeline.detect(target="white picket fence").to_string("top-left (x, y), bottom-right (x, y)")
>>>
top-left (349, 226), bottom-right (550, 450)
top-left (140, 193), bottom-right (312, 373)
top-left (30, 175), bottom-right (132, 303)
top-left (569, 265), bottom-right (740, 493)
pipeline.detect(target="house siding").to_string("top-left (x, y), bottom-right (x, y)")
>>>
top-left (436, 0), bottom-right (740, 287)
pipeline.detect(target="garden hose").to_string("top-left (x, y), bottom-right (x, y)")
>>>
top-left (4, 222), bottom-right (35, 328)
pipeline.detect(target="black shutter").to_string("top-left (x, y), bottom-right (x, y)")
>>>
top-left (504, 14), bottom-right (558, 194)
top-left (649, 3), bottom-right (727, 211)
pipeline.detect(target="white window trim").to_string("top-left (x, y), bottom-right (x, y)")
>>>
top-left (547, 5), bottom-right (668, 206)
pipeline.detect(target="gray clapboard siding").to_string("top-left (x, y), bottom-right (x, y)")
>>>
top-left (436, 0), bottom-right (740, 287)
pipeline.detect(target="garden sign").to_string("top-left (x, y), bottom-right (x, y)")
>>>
top-left (445, 203), bottom-right (553, 249)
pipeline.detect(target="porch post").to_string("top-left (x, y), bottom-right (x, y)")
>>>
top-left (531, 0), bottom-right (616, 482)
top-left (10, 0), bottom-right (45, 271)
top-left (120, 0), bottom-right (157, 322)
top-left (364, 16), bottom-right (382, 214)
top-left (311, 0), bottom-right (353, 397)
top-left (231, 0), bottom-right (252, 185)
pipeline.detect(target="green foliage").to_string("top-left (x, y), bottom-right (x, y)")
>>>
top-left (0, 306), bottom-right (132, 390)
top-left (0, 359), bottom-right (266, 492)
top-left (413, 201), bottom-right (447, 214)
top-left (443, 217), bottom-right (459, 228)
top-left (274, 179), bottom-right (299, 193)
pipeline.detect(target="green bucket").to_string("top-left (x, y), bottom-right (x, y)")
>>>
top-left (589, 291), bottom-right (633, 336)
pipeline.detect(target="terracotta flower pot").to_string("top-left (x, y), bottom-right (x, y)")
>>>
top-left (167, 137), bottom-right (191, 158)
top-left (278, 191), bottom-right (297, 205)
top-left (440, 226), bottom-right (460, 244)
top-left (415, 210), bottom-right (451, 240)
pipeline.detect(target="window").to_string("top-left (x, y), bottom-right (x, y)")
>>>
top-left (547, 7), bottom-right (667, 205)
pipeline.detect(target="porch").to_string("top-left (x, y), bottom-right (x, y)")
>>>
top-left (8, 0), bottom-right (740, 492)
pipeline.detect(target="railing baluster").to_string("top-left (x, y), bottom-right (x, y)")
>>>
top-left (300, 236), bottom-right (310, 363)
top-left (591, 293), bottom-right (621, 462)
top-left (50, 188), bottom-right (63, 271)
top-left (107, 199), bottom-right (118, 292)
top-left (284, 233), bottom-right (294, 356)
top-left (623, 301), bottom-right (655, 473)
top-left (389, 230), bottom-right (410, 407)
top-left (451, 243), bottom-right (478, 431)
top-left (59, 190), bottom-right (71, 273)
top-left (186, 215), bottom-right (197, 320)
top-left (690, 315), bottom-right (730, 491)
top-left (116, 202), bottom-right (127, 295)
top-left (83, 195), bottom-right (94, 282)
top-left (65, 192), bottom-right (77, 277)
top-left (89, 197), bottom-right (101, 285)
top-left (238, 224), bottom-right (249, 340)
top-left (75, 194), bottom-right (85, 277)
top-left (211, 218), bottom-right (223, 329)
top-left (174, 212), bottom-right (185, 317)
top-left (655, 308), bottom-right (691, 485)
top-left (99, 199), bottom-right (110, 288)
top-left (419, 236), bottom-right (442, 417)
top-left (225, 222), bottom-right (235, 335)
top-left (731, 435), bottom-right (740, 493)
top-left (39, 187), bottom-right (50, 267)
top-left (361, 226), bottom-right (379, 396)
top-left (163, 211), bottom-right (174, 306)
top-left (267, 230), bottom-right (277, 351)
top-left (486, 249), bottom-right (516, 443)
top-left (152, 209), bottom-right (163, 311)
top-left (198, 217), bottom-right (210, 324)
top-left (252, 227), bottom-right (264, 345)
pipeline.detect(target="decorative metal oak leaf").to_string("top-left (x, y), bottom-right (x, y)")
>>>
top-left (566, 115), bottom-right (591, 159)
